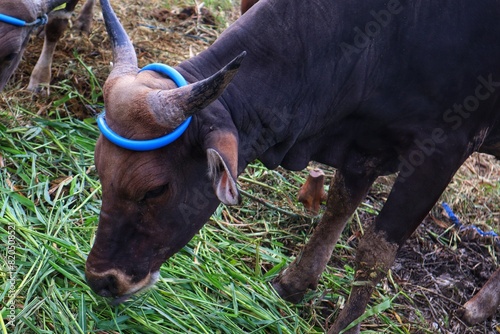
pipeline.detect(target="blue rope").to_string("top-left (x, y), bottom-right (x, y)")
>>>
top-left (442, 202), bottom-right (499, 239)
top-left (0, 13), bottom-right (48, 27)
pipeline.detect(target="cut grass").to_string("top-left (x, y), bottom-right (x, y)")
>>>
top-left (0, 104), bottom-right (422, 333)
top-left (0, 108), bottom-right (330, 334)
top-left (0, 108), bottom-right (319, 334)
top-left (1, 0), bottom-right (499, 333)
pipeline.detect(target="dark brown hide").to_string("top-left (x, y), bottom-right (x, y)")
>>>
top-left (88, 0), bottom-right (500, 333)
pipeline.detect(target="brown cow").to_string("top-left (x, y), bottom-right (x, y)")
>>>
top-left (86, 0), bottom-right (500, 332)
top-left (0, 0), bottom-right (95, 94)
top-left (0, 0), bottom-right (256, 95)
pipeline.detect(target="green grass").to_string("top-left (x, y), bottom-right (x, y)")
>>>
top-left (0, 102), bottom-right (419, 333)
top-left (0, 0), bottom-right (498, 333)
top-left (0, 106), bottom-right (328, 333)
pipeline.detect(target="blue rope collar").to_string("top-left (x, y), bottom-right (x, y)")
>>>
top-left (97, 63), bottom-right (193, 151)
top-left (0, 13), bottom-right (48, 27)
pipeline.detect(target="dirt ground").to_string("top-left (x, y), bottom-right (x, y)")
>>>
top-left (365, 210), bottom-right (499, 333)
top-left (2, 0), bottom-right (499, 333)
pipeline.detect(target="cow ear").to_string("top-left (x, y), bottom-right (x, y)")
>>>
top-left (206, 132), bottom-right (241, 205)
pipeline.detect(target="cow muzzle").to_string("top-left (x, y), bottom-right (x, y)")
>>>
top-left (85, 265), bottom-right (160, 303)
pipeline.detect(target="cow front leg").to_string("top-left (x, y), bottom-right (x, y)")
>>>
top-left (74, 0), bottom-right (95, 33)
top-left (272, 169), bottom-right (376, 303)
top-left (329, 148), bottom-right (468, 334)
top-left (28, 1), bottom-right (79, 94)
top-left (327, 226), bottom-right (398, 334)
top-left (457, 268), bottom-right (500, 325)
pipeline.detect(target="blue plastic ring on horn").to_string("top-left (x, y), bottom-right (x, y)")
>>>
top-left (97, 64), bottom-right (192, 151)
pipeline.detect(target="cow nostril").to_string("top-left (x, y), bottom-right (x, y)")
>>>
top-left (99, 275), bottom-right (118, 297)
top-left (87, 273), bottom-right (120, 298)
top-left (98, 288), bottom-right (113, 298)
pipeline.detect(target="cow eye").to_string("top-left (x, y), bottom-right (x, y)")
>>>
top-left (0, 53), bottom-right (18, 71)
top-left (3, 53), bottom-right (17, 63)
top-left (0, 52), bottom-right (18, 65)
top-left (143, 184), bottom-right (169, 201)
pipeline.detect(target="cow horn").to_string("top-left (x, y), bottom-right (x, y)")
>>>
top-left (99, 0), bottom-right (138, 76)
top-left (148, 52), bottom-right (246, 129)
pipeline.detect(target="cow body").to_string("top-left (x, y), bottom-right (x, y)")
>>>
top-left (87, 0), bottom-right (500, 332)
top-left (0, 0), bottom-right (95, 94)
top-left (182, 0), bottom-right (500, 176)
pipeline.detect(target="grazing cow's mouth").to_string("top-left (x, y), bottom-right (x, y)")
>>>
top-left (110, 271), bottom-right (161, 305)
top-left (85, 265), bottom-right (161, 303)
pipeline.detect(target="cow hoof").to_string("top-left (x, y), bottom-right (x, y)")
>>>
top-left (455, 307), bottom-right (470, 324)
top-left (27, 83), bottom-right (49, 96)
top-left (456, 304), bottom-right (491, 326)
top-left (73, 19), bottom-right (92, 34)
top-left (271, 276), bottom-right (308, 303)
top-left (327, 322), bottom-right (361, 334)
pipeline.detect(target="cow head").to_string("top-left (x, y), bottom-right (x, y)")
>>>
top-left (85, 0), bottom-right (245, 301)
top-left (0, 0), bottom-right (65, 91)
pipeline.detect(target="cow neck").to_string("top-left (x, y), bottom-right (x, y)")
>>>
top-left (175, 1), bottom-right (363, 171)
